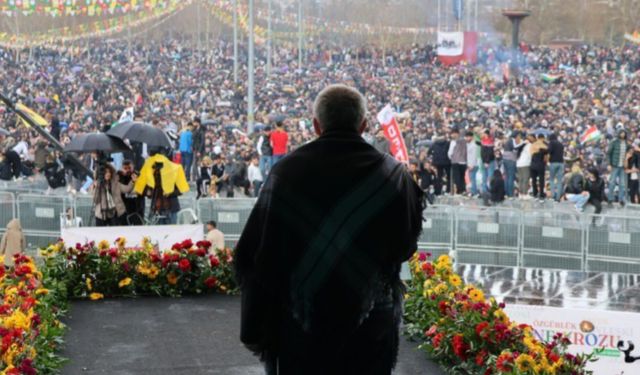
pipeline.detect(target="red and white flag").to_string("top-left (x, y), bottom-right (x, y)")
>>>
top-left (377, 105), bottom-right (409, 164)
top-left (437, 31), bottom-right (478, 66)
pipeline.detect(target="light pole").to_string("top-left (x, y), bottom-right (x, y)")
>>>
top-left (267, 0), bottom-right (272, 76)
top-left (475, 0), bottom-right (479, 31)
top-left (248, 0), bottom-right (255, 134)
top-left (233, 0), bottom-right (239, 83)
top-left (437, 0), bottom-right (441, 32)
top-left (298, 0), bottom-right (303, 69)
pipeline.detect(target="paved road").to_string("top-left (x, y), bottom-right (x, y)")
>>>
top-left (61, 295), bottom-right (444, 375)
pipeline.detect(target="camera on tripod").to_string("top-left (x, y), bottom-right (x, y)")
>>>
top-left (96, 153), bottom-right (114, 183)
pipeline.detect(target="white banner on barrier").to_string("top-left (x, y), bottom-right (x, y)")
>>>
top-left (61, 224), bottom-right (204, 251)
top-left (506, 304), bottom-right (640, 375)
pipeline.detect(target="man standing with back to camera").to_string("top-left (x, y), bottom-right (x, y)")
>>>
top-left (235, 84), bottom-right (424, 375)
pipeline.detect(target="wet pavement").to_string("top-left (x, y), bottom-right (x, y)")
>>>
top-left (62, 295), bottom-right (445, 375)
top-left (457, 264), bottom-right (640, 312)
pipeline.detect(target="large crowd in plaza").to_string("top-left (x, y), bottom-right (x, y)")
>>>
top-left (1, 35), bottom-right (640, 225)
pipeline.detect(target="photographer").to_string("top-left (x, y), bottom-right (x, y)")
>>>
top-left (118, 160), bottom-right (144, 225)
top-left (93, 163), bottom-right (134, 226)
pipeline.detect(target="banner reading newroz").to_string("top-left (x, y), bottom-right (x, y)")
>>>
top-left (62, 224), bottom-right (204, 251)
top-left (437, 31), bottom-right (464, 57)
top-left (506, 304), bottom-right (640, 375)
top-left (376, 105), bottom-right (409, 164)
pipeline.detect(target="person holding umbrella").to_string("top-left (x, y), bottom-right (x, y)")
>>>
top-left (93, 163), bottom-right (135, 226)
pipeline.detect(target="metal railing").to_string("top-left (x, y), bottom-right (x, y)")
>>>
top-left (0, 192), bottom-right (638, 274)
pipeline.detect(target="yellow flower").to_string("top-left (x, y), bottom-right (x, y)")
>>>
top-left (494, 309), bottom-right (509, 323)
top-left (148, 266), bottom-right (160, 279)
top-left (0, 255), bottom-right (4, 264)
top-left (118, 277), bottom-right (132, 288)
top-left (4, 310), bottom-right (30, 330)
top-left (468, 288), bottom-right (485, 302)
top-left (436, 254), bottom-right (451, 265)
top-left (115, 237), bottom-right (127, 248)
top-left (449, 275), bottom-right (462, 287)
top-left (434, 283), bottom-right (448, 294)
top-left (98, 240), bottom-right (110, 250)
top-left (35, 288), bottom-right (49, 296)
top-left (142, 236), bottom-right (151, 248)
top-left (515, 354), bottom-right (536, 373)
top-left (167, 272), bottom-right (178, 285)
top-left (89, 293), bottom-right (104, 301)
top-left (86, 278), bottom-right (93, 291)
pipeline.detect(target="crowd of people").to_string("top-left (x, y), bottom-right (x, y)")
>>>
top-left (1, 35), bottom-right (640, 222)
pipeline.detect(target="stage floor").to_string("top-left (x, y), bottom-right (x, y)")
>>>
top-left (456, 264), bottom-right (640, 313)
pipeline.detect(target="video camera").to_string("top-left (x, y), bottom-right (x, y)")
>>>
top-left (96, 153), bottom-right (114, 184)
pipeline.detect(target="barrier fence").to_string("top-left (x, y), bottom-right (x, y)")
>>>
top-left (1, 193), bottom-right (639, 274)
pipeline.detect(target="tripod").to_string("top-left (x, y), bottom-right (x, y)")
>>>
top-left (91, 154), bottom-right (117, 227)
top-left (147, 162), bottom-right (170, 225)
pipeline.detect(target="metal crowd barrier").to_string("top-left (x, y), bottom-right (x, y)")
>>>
top-left (196, 198), bottom-right (257, 249)
top-left (0, 191), bottom-right (639, 274)
top-left (454, 206), bottom-right (521, 267)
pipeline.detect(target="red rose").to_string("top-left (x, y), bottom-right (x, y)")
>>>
top-left (178, 258), bottom-right (191, 272)
top-left (209, 256), bottom-right (220, 267)
top-left (196, 240), bottom-right (212, 249)
top-left (475, 321), bottom-right (490, 337)
top-left (438, 300), bottom-right (448, 314)
top-left (180, 239), bottom-right (194, 250)
top-left (122, 262), bottom-right (131, 273)
top-left (418, 252), bottom-right (427, 262)
top-left (475, 350), bottom-right (487, 366)
top-left (0, 305), bottom-right (10, 314)
top-left (432, 332), bottom-right (444, 348)
top-left (30, 314), bottom-right (41, 327)
top-left (27, 277), bottom-right (38, 290)
top-left (196, 249), bottom-right (207, 257)
top-left (421, 262), bottom-right (435, 276)
top-left (204, 276), bottom-right (218, 289)
top-left (425, 325), bottom-right (437, 337)
top-left (452, 334), bottom-right (469, 360)
top-left (150, 252), bottom-right (161, 263)
top-left (18, 358), bottom-right (36, 375)
top-left (20, 297), bottom-right (36, 312)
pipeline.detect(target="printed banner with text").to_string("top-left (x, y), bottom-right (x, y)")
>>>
top-left (506, 304), bottom-right (640, 375)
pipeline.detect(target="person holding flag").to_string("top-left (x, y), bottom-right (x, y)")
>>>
top-left (376, 104), bottom-right (409, 164)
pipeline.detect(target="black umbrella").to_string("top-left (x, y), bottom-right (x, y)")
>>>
top-left (64, 133), bottom-right (131, 154)
top-left (107, 121), bottom-right (172, 148)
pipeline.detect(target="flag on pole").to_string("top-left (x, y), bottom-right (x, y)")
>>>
top-left (437, 31), bottom-right (478, 66)
top-left (624, 31), bottom-right (640, 44)
top-left (15, 103), bottom-right (49, 128)
top-left (377, 105), bottom-right (409, 164)
top-left (541, 73), bottom-right (563, 83)
top-left (580, 125), bottom-right (602, 145)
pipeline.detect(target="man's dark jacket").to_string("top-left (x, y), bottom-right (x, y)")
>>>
top-left (234, 129), bottom-right (424, 375)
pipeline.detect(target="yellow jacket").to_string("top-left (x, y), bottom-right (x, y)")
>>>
top-left (134, 154), bottom-right (190, 196)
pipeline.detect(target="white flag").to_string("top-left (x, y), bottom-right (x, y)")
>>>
top-left (119, 107), bottom-right (134, 123)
